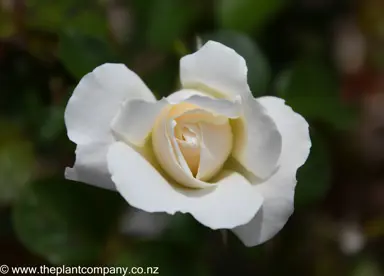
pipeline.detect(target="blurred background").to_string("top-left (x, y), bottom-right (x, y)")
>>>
top-left (1, 0), bottom-right (384, 275)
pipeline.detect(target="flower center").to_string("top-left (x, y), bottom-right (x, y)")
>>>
top-left (175, 124), bottom-right (201, 176)
top-left (152, 101), bottom-right (233, 188)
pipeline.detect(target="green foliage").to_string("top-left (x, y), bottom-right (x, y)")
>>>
top-left (113, 241), bottom-right (210, 276)
top-left (277, 60), bottom-right (337, 206)
top-left (353, 259), bottom-right (382, 276)
top-left (0, 9), bottom-right (14, 38)
top-left (13, 178), bottom-right (124, 264)
top-left (295, 130), bottom-right (331, 207)
top-left (276, 59), bottom-right (357, 129)
top-left (59, 30), bottom-right (118, 79)
top-left (39, 104), bottom-right (67, 144)
top-left (143, 60), bottom-right (179, 99)
top-left (146, 0), bottom-right (197, 50)
top-left (39, 106), bottom-right (64, 142)
top-left (0, 122), bottom-right (34, 204)
top-left (202, 31), bottom-right (271, 96)
top-left (28, 0), bottom-right (115, 79)
top-left (217, 0), bottom-right (286, 33)
top-left (27, 0), bottom-right (108, 37)
top-left (161, 214), bottom-right (207, 244)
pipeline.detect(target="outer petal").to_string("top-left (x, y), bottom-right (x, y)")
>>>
top-left (65, 143), bottom-right (115, 190)
top-left (180, 41), bottom-right (252, 100)
top-left (107, 142), bottom-right (263, 230)
top-left (193, 170), bottom-right (263, 229)
top-left (65, 63), bottom-right (155, 145)
top-left (232, 94), bottom-right (282, 179)
top-left (111, 98), bottom-right (169, 146)
top-left (232, 97), bottom-right (311, 247)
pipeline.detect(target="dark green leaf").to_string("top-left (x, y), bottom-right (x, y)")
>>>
top-left (59, 30), bottom-right (118, 79)
top-left (161, 213), bottom-right (207, 244)
top-left (276, 59), bottom-right (357, 129)
top-left (146, 0), bottom-right (197, 50)
top-left (295, 130), bottom-right (331, 207)
top-left (276, 59), bottom-right (338, 98)
top-left (112, 241), bottom-right (210, 276)
top-left (0, 122), bottom-right (34, 204)
top-left (27, 0), bottom-right (108, 37)
top-left (13, 177), bottom-right (123, 264)
top-left (353, 259), bottom-right (382, 276)
top-left (144, 59), bottom-right (179, 98)
top-left (39, 105), bottom-right (66, 143)
top-left (0, 10), bottom-right (15, 38)
top-left (217, 0), bottom-right (286, 33)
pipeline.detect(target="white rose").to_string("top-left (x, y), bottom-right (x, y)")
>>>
top-left (64, 41), bottom-right (311, 247)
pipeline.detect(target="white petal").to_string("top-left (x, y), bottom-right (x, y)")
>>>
top-left (180, 41), bottom-right (252, 100)
top-left (232, 94), bottom-right (282, 179)
top-left (167, 89), bottom-right (207, 104)
top-left (196, 122), bottom-right (233, 181)
top-left (108, 141), bottom-right (187, 213)
top-left (65, 143), bottom-right (115, 190)
top-left (107, 142), bottom-right (263, 229)
top-left (174, 108), bottom-right (228, 125)
top-left (232, 97), bottom-right (311, 247)
top-left (111, 98), bottom-right (169, 146)
top-left (65, 63), bottom-right (155, 145)
top-left (192, 170), bottom-right (263, 229)
top-left (168, 89), bottom-right (241, 119)
top-left (184, 94), bottom-right (241, 118)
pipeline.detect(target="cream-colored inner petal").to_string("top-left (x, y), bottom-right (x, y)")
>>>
top-left (152, 102), bottom-right (233, 188)
top-left (196, 121), bottom-right (232, 181)
top-left (176, 124), bottom-right (201, 176)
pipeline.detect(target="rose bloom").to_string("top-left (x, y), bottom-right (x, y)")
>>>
top-left (64, 41), bottom-right (311, 247)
